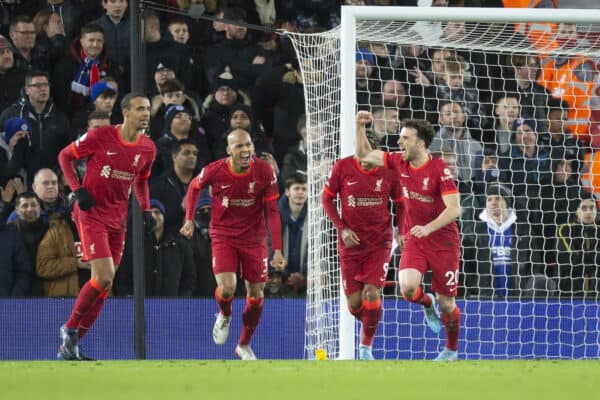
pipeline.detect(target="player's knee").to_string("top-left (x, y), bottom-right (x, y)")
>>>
top-left (96, 277), bottom-right (113, 292)
top-left (362, 287), bottom-right (380, 303)
top-left (439, 302), bottom-right (455, 315)
top-left (400, 284), bottom-right (417, 300)
top-left (219, 285), bottom-right (236, 299)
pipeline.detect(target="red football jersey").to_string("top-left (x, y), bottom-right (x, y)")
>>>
top-left (384, 152), bottom-right (459, 246)
top-left (324, 156), bottom-right (402, 256)
top-left (70, 125), bottom-right (156, 229)
top-left (192, 157), bottom-right (279, 245)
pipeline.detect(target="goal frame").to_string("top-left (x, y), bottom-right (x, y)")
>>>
top-left (336, 5), bottom-right (600, 360)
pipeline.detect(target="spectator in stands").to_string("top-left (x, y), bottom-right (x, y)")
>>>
top-left (8, 191), bottom-right (49, 296)
top-left (430, 100), bottom-right (482, 188)
top-left (51, 23), bottom-right (122, 116)
top-left (166, 18), bottom-right (207, 99)
top-left (115, 199), bottom-right (196, 296)
top-left (191, 189), bottom-right (217, 297)
top-left (45, 0), bottom-right (86, 40)
top-left (32, 9), bottom-right (67, 72)
top-left (485, 95), bottom-right (520, 153)
top-left (556, 197), bottom-right (600, 297)
top-left (200, 68), bottom-right (251, 161)
top-left (7, 168), bottom-right (67, 224)
top-left (541, 158), bottom-right (584, 265)
top-left (498, 117), bottom-right (551, 235)
top-left (150, 139), bottom-right (198, 235)
top-left (0, 34), bottom-right (26, 113)
top-left (471, 145), bottom-right (501, 195)
top-left (9, 16), bottom-right (44, 71)
top-left (252, 61), bottom-right (305, 164)
top-left (153, 104), bottom-right (208, 176)
top-left (355, 47), bottom-right (379, 108)
top-left (462, 183), bottom-right (544, 297)
top-left (149, 78), bottom-right (201, 140)
top-left (508, 54), bottom-right (550, 126)
top-left (281, 114), bottom-right (307, 182)
top-left (202, 6), bottom-right (270, 93)
top-left (546, 98), bottom-right (585, 162)
top-left (36, 212), bottom-right (86, 297)
top-left (92, 0), bottom-right (130, 81)
top-left (143, 10), bottom-right (194, 96)
top-left (0, 71), bottom-right (71, 184)
top-left (0, 117), bottom-right (31, 188)
top-left (428, 56), bottom-right (491, 137)
top-left (71, 80), bottom-right (118, 137)
top-left (0, 218), bottom-right (31, 297)
top-left (272, 173), bottom-right (308, 296)
top-left (371, 107), bottom-right (401, 151)
top-left (537, 23), bottom-right (595, 145)
top-left (0, 177), bottom-right (26, 223)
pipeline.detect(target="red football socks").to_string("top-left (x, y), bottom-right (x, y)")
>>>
top-left (238, 297), bottom-right (264, 345)
top-left (65, 277), bottom-right (106, 330)
top-left (360, 299), bottom-right (382, 347)
top-left (215, 288), bottom-right (233, 317)
top-left (442, 306), bottom-right (461, 351)
top-left (78, 290), bottom-right (108, 340)
top-left (403, 285), bottom-right (432, 307)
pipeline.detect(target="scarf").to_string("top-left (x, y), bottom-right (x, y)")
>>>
top-left (71, 47), bottom-right (99, 97)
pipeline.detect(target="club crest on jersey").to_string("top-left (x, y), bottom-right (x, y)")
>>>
top-left (222, 196), bottom-right (229, 208)
top-left (248, 181), bottom-right (255, 193)
top-left (133, 154), bottom-right (141, 167)
top-left (375, 178), bottom-right (383, 192)
top-left (422, 177), bottom-right (429, 191)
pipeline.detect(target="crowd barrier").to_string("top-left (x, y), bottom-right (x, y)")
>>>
top-left (0, 299), bottom-right (597, 360)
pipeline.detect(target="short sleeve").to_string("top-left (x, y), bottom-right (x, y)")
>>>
top-left (438, 160), bottom-right (458, 195)
top-left (324, 160), bottom-right (341, 195)
top-left (72, 128), bottom-right (101, 159)
top-left (138, 142), bottom-right (157, 180)
top-left (264, 164), bottom-right (279, 201)
top-left (385, 151), bottom-right (403, 171)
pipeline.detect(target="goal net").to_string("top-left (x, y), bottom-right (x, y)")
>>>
top-left (287, 6), bottom-right (600, 360)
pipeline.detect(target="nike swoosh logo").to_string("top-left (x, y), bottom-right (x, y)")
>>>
top-left (107, 151), bottom-right (117, 156)
top-left (400, 174), bottom-right (409, 178)
top-left (221, 185), bottom-right (231, 189)
top-left (347, 181), bottom-right (357, 186)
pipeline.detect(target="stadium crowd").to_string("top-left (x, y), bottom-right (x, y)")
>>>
top-left (0, 0), bottom-right (598, 300)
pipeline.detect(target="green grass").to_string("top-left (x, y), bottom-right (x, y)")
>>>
top-left (1, 360), bottom-right (598, 400)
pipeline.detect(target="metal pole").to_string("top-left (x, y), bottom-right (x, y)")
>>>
top-left (130, 0), bottom-right (146, 360)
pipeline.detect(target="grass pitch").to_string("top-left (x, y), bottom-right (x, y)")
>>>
top-left (1, 360), bottom-right (598, 400)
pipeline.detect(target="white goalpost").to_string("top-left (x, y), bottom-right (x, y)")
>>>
top-left (288, 6), bottom-right (600, 360)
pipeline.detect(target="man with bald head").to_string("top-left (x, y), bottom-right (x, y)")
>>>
top-left (6, 168), bottom-right (66, 223)
top-left (181, 128), bottom-right (286, 360)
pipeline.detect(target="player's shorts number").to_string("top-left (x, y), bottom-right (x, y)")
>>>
top-left (445, 269), bottom-right (459, 287)
top-left (263, 257), bottom-right (268, 277)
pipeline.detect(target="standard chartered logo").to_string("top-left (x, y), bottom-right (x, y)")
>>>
top-left (100, 165), bottom-right (111, 178)
top-left (347, 195), bottom-right (356, 207)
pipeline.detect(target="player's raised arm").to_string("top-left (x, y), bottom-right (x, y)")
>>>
top-left (410, 192), bottom-right (461, 238)
top-left (354, 111), bottom-right (385, 166)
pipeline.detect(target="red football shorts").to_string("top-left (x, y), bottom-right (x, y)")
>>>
top-left (212, 238), bottom-right (269, 283)
top-left (399, 237), bottom-right (460, 297)
top-left (340, 248), bottom-right (391, 296)
top-left (75, 213), bottom-right (126, 267)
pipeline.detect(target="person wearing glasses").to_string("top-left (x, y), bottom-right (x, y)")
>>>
top-left (0, 70), bottom-right (71, 186)
top-left (8, 15), bottom-right (47, 72)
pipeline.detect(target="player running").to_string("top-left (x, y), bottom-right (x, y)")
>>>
top-left (322, 133), bottom-right (403, 360)
top-left (354, 111), bottom-right (462, 361)
top-left (180, 128), bottom-right (286, 360)
top-left (56, 93), bottom-right (156, 360)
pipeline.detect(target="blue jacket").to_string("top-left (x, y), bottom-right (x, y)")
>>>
top-left (0, 224), bottom-right (32, 297)
top-left (276, 195), bottom-right (308, 275)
